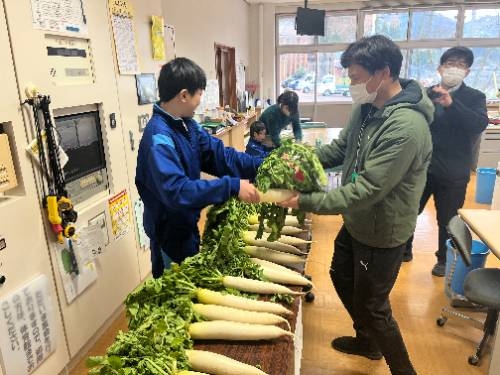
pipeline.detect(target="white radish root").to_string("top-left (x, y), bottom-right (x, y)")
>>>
top-left (192, 303), bottom-right (291, 330)
top-left (250, 258), bottom-right (314, 288)
top-left (186, 349), bottom-right (269, 375)
top-left (196, 288), bottom-right (292, 315)
top-left (177, 371), bottom-right (210, 375)
top-left (247, 223), bottom-right (306, 236)
top-left (243, 231), bottom-right (305, 255)
top-left (188, 320), bottom-right (294, 341)
top-left (244, 246), bottom-right (306, 266)
top-left (257, 188), bottom-right (295, 203)
top-left (222, 276), bottom-right (303, 295)
top-left (277, 234), bottom-right (313, 246)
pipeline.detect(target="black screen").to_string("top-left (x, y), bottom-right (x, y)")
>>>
top-left (295, 7), bottom-right (325, 36)
top-left (55, 111), bottom-right (106, 182)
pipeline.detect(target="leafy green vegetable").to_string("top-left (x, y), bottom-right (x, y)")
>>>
top-left (256, 138), bottom-right (326, 240)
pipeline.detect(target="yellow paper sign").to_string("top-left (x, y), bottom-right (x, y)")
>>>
top-left (108, 0), bottom-right (134, 18)
top-left (151, 15), bottom-right (165, 61)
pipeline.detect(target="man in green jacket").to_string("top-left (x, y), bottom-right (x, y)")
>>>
top-left (280, 35), bottom-right (433, 375)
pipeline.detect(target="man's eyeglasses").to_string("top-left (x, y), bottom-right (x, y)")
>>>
top-left (443, 60), bottom-right (469, 69)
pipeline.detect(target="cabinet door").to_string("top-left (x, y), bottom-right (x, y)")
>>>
top-left (0, 2), bottom-right (68, 374)
top-left (2, 0), bottom-right (142, 359)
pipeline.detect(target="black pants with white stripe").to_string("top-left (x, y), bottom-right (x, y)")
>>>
top-left (330, 225), bottom-right (416, 375)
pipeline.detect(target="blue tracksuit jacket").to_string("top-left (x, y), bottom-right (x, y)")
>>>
top-left (136, 103), bottom-right (262, 277)
top-left (245, 138), bottom-right (272, 158)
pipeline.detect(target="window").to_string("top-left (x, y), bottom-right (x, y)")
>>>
top-left (464, 9), bottom-right (500, 38)
top-left (407, 48), bottom-right (447, 87)
top-left (278, 16), bottom-right (314, 45)
top-left (364, 11), bottom-right (409, 41)
top-left (278, 53), bottom-right (316, 103)
top-left (410, 10), bottom-right (458, 40)
top-left (319, 14), bottom-right (357, 44)
top-left (468, 47), bottom-right (500, 98)
top-left (276, 6), bottom-right (500, 102)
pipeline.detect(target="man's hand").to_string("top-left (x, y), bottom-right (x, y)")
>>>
top-left (238, 180), bottom-right (260, 203)
top-left (431, 86), bottom-right (453, 108)
top-left (277, 192), bottom-right (300, 209)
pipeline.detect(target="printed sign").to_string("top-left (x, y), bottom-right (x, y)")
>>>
top-left (0, 275), bottom-right (57, 375)
top-left (108, 189), bottom-right (131, 240)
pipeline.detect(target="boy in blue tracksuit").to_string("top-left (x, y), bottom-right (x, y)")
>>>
top-left (136, 57), bottom-right (262, 278)
top-left (245, 121), bottom-right (272, 158)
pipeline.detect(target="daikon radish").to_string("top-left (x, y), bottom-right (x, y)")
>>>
top-left (243, 231), bottom-right (305, 255)
top-left (196, 288), bottom-right (292, 315)
top-left (186, 349), bottom-right (268, 375)
top-left (222, 275), bottom-right (303, 295)
top-left (192, 303), bottom-right (291, 330)
top-left (277, 234), bottom-right (313, 246)
top-left (257, 188), bottom-right (295, 203)
top-left (188, 320), bottom-right (294, 341)
top-left (248, 214), bottom-right (310, 227)
top-left (244, 246), bottom-right (306, 266)
top-left (177, 371), bottom-right (210, 375)
top-left (247, 223), bottom-right (305, 236)
top-left (251, 258), bottom-right (314, 288)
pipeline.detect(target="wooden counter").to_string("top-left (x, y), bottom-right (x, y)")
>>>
top-left (211, 113), bottom-right (257, 152)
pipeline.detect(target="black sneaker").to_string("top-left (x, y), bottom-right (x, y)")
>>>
top-left (402, 252), bottom-right (413, 262)
top-left (331, 336), bottom-right (383, 360)
top-left (431, 262), bottom-right (446, 277)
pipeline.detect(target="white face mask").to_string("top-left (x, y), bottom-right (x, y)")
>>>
top-left (349, 76), bottom-right (380, 105)
top-left (441, 67), bottom-right (466, 87)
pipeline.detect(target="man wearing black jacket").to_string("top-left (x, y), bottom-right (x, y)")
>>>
top-left (404, 46), bottom-right (489, 276)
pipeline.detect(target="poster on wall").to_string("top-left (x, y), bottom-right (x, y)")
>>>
top-left (108, 0), bottom-right (139, 74)
top-left (31, 0), bottom-right (87, 33)
top-left (108, 189), bottom-right (132, 241)
top-left (151, 15), bottom-right (165, 61)
top-left (0, 274), bottom-right (57, 375)
top-left (164, 24), bottom-right (176, 61)
top-left (54, 239), bottom-right (98, 304)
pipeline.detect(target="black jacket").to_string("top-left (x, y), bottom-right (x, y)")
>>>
top-left (427, 83), bottom-right (488, 183)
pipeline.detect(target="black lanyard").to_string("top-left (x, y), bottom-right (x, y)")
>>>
top-left (351, 106), bottom-right (375, 182)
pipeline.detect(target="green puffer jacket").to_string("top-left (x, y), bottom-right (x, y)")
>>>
top-left (299, 79), bottom-right (433, 248)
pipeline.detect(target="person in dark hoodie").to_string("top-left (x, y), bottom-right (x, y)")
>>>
top-left (245, 120), bottom-right (272, 158)
top-left (135, 57), bottom-right (262, 278)
top-left (404, 47), bottom-right (488, 275)
top-left (258, 90), bottom-right (302, 148)
top-left (279, 35), bottom-right (433, 375)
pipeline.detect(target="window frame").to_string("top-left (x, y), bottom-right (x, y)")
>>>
top-left (275, 4), bottom-right (500, 103)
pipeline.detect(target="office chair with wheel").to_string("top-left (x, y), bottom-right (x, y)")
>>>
top-left (440, 215), bottom-right (500, 366)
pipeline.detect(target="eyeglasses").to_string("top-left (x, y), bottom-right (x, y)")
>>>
top-left (443, 60), bottom-right (469, 69)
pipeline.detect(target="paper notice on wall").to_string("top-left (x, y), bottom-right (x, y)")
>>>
top-left (0, 274), bottom-right (57, 375)
top-left (165, 24), bottom-right (176, 61)
top-left (108, 189), bottom-right (131, 241)
top-left (133, 199), bottom-right (149, 249)
top-left (31, 0), bottom-right (87, 33)
top-left (54, 239), bottom-right (98, 304)
top-left (109, 0), bottom-right (139, 74)
top-left (73, 223), bottom-right (107, 262)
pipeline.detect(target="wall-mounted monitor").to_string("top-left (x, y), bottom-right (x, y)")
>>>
top-left (55, 111), bottom-right (108, 204)
top-left (295, 7), bottom-right (325, 36)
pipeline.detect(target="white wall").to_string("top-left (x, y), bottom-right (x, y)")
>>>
top-left (162, 0), bottom-right (251, 81)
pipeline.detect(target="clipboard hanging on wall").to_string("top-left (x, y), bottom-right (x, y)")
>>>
top-left (108, 0), bottom-right (140, 75)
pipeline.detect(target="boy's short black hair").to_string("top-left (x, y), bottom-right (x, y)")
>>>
top-left (158, 57), bottom-right (207, 102)
top-left (440, 46), bottom-right (474, 68)
top-left (250, 121), bottom-right (266, 138)
top-left (277, 91), bottom-right (299, 115)
top-left (340, 34), bottom-right (403, 80)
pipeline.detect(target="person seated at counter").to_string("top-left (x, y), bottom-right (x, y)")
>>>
top-left (258, 90), bottom-right (302, 148)
top-left (245, 121), bottom-right (272, 158)
top-left (135, 57), bottom-right (262, 278)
